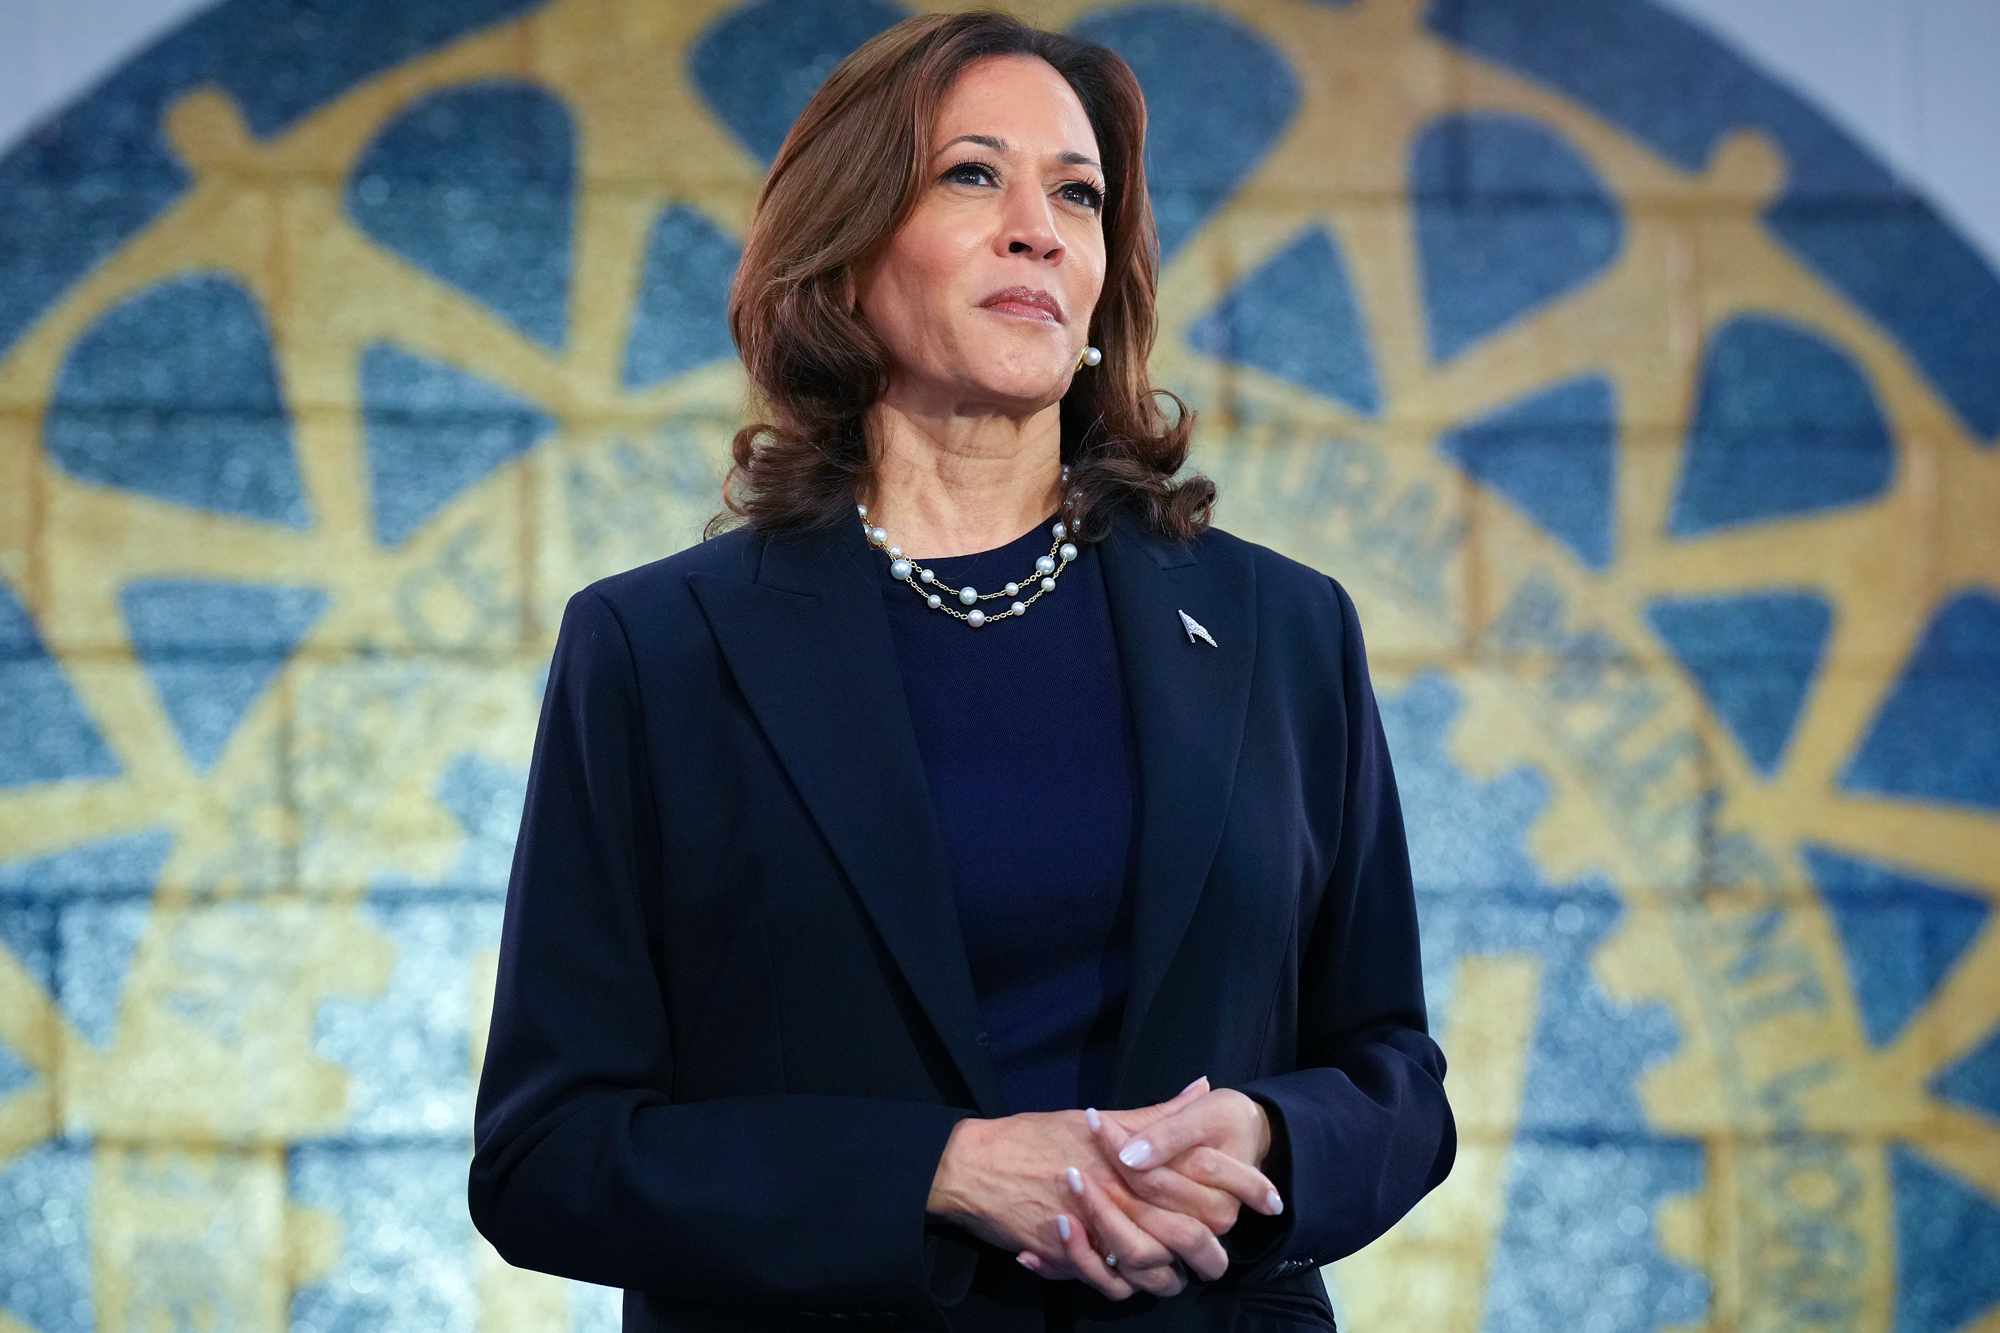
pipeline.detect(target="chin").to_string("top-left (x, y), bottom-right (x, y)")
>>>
top-left (977, 375), bottom-right (1067, 407)
top-left (974, 355), bottom-right (1069, 395)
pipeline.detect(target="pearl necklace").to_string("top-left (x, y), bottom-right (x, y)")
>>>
top-left (858, 466), bottom-right (1082, 628)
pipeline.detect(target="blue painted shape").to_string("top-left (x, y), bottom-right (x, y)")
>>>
top-left (1770, 201), bottom-right (2000, 446)
top-left (0, 0), bottom-right (544, 357)
top-left (120, 579), bottom-right (330, 773)
top-left (1803, 844), bottom-right (1988, 1048)
top-left (0, 583), bottom-right (118, 788)
top-left (360, 343), bottom-right (559, 547)
top-left (45, 273), bottom-right (310, 527)
top-left (1185, 226), bottom-right (1378, 415)
top-left (1888, 1143), bottom-right (2000, 1331)
top-left (1425, 0), bottom-right (2000, 441)
top-left (1412, 114), bottom-right (1622, 363)
top-left (1375, 672), bottom-right (1709, 1321)
top-left (370, 752), bottom-right (527, 895)
top-left (1478, 1135), bottom-right (1708, 1333)
top-left (1069, 7), bottom-right (1299, 265)
top-left (1646, 591), bottom-right (1831, 776)
top-left (0, 829), bottom-right (175, 899)
top-left (311, 892), bottom-right (502, 1134)
top-left (0, 1037), bottom-right (33, 1100)
top-left (1457, 108), bottom-right (1622, 204)
top-left (623, 204), bottom-right (743, 389)
top-left (0, 903), bottom-right (53, 1098)
top-left (0, 1140), bottom-right (94, 1330)
top-left (133, 658), bottom-right (279, 774)
top-left (289, 1142), bottom-right (479, 1328)
top-left (346, 83), bottom-right (576, 351)
top-left (1932, 1026), bottom-right (2000, 1126)
top-left (1436, 376), bottom-right (1617, 568)
top-left (56, 899), bottom-right (152, 1049)
top-left (1840, 592), bottom-right (2000, 811)
top-left (1146, 188), bottom-right (1230, 272)
top-left (688, 0), bottom-right (906, 165)
top-left (0, 180), bottom-right (186, 373)
top-left (571, 1283), bottom-right (621, 1333)
top-left (1669, 315), bottom-right (1892, 537)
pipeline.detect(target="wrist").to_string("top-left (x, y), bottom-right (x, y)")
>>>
top-left (1246, 1094), bottom-right (1273, 1165)
top-left (926, 1116), bottom-right (986, 1226)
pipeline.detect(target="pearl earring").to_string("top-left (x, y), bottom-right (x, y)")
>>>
top-left (1075, 344), bottom-right (1102, 371)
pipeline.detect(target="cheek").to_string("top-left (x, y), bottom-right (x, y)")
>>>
top-left (871, 235), bottom-right (975, 333)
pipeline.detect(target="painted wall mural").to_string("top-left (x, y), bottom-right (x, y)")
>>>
top-left (0, 0), bottom-right (1995, 1328)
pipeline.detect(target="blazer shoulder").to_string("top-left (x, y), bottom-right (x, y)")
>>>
top-left (1196, 522), bottom-right (1350, 622)
top-left (566, 523), bottom-right (762, 625)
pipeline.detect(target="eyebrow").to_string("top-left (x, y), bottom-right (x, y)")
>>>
top-left (935, 133), bottom-right (1101, 171)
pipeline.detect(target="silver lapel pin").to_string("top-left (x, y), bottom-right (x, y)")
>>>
top-left (1178, 608), bottom-right (1217, 647)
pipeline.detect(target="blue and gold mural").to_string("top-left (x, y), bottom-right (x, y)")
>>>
top-left (1, 0), bottom-right (1996, 1327)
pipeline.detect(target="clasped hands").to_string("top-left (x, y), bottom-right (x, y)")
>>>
top-left (930, 1075), bottom-right (1284, 1302)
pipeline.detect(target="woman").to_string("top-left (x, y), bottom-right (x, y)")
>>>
top-left (468, 10), bottom-right (1454, 1331)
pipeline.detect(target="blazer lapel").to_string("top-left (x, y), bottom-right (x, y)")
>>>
top-left (685, 505), bottom-right (1256, 1119)
top-left (1095, 511), bottom-right (1257, 1107)
top-left (688, 515), bottom-right (1007, 1116)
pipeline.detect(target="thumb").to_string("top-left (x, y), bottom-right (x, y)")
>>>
top-left (1121, 1075), bottom-right (1209, 1127)
top-left (1111, 1095), bottom-right (1207, 1172)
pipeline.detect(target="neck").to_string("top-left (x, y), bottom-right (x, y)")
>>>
top-left (857, 396), bottom-right (1066, 560)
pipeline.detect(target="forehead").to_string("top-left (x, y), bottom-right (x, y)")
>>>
top-left (932, 55), bottom-right (1099, 156)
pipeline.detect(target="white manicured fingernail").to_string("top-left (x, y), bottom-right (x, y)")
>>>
top-left (1057, 1214), bottom-right (1072, 1242)
top-left (1119, 1139), bottom-right (1152, 1167)
top-left (1180, 1074), bottom-right (1206, 1095)
top-left (1085, 1107), bottom-right (1101, 1132)
top-left (1066, 1166), bottom-right (1084, 1195)
top-left (1268, 1189), bottom-right (1284, 1214)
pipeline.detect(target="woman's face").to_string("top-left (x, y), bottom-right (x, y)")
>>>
top-left (851, 54), bottom-right (1108, 414)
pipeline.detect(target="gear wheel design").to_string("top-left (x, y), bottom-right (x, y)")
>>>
top-left (1, 0), bottom-right (1996, 1328)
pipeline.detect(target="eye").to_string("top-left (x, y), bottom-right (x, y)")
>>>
top-left (1063, 180), bottom-right (1106, 213)
top-left (942, 161), bottom-right (1105, 214)
top-left (943, 160), bottom-right (999, 188)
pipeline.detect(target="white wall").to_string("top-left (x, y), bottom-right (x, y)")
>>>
top-left (0, 0), bottom-right (215, 151)
top-left (1, 0), bottom-right (1996, 272)
top-left (1665, 0), bottom-right (2000, 271)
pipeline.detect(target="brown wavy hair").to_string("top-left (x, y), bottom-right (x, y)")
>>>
top-left (705, 8), bottom-right (1216, 546)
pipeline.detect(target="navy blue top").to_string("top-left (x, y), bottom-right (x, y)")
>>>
top-left (878, 507), bottom-right (1137, 1116)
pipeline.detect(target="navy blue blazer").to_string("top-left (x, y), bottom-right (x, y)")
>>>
top-left (468, 503), bottom-right (1456, 1332)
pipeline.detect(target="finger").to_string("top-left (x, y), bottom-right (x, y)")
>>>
top-left (1094, 1095), bottom-right (1284, 1217)
top-left (1090, 1109), bottom-right (1242, 1233)
top-left (1093, 1077), bottom-right (1206, 1133)
top-left (1076, 1165), bottom-right (1227, 1286)
top-left (1173, 1141), bottom-right (1286, 1219)
top-left (1110, 1100), bottom-right (1213, 1172)
top-left (1114, 1190), bottom-right (1232, 1283)
top-left (1064, 1166), bottom-right (1186, 1299)
top-left (1054, 1212), bottom-right (1135, 1302)
top-left (1081, 1077), bottom-right (1205, 1143)
top-left (1016, 1250), bottom-right (1078, 1280)
top-left (1141, 1075), bottom-right (1208, 1119)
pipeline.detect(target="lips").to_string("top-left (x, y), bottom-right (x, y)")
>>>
top-left (978, 286), bottom-right (1064, 323)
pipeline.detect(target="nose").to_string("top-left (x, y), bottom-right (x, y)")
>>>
top-left (994, 177), bottom-right (1064, 261)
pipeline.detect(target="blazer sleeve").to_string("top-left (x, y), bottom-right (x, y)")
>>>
top-left (1215, 575), bottom-right (1457, 1280)
top-left (468, 587), bottom-right (981, 1325)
